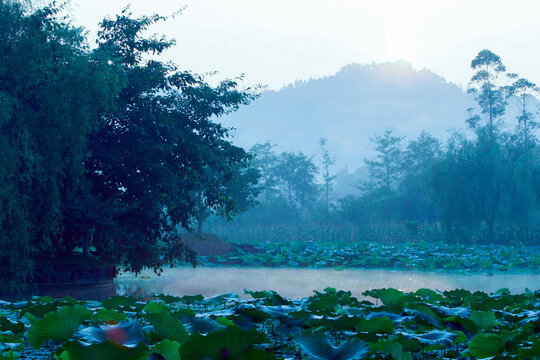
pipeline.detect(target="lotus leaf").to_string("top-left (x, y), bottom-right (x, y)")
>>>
top-left (244, 290), bottom-right (290, 305)
top-left (179, 326), bottom-right (269, 360)
top-left (294, 331), bottom-right (369, 360)
top-left (180, 295), bottom-right (204, 305)
top-left (63, 339), bottom-right (148, 360)
top-left (187, 317), bottom-right (224, 334)
top-left (470, 310), bottom-right (497, 330)
top-left (77, 321), bottom-right (145, 348)
top-left (401, 330), bottom-right (456, 347)
top-left (152, 339), bottom-right (181, 360)
top-left (203, 293), bottom-right (239, 307)
top-left (308, 294), bottom-right (340, 313)
top-left (0, 318), bottom-right (24, 334)
top-left (157, 295), bottom-right (182, 304)
top-left (467, 331), bottom-right (518, 358)
top-left (23, 302), bottom-right (58, 318)
top-left (355, 316), bottom-right (395, 334)
top-left (518, 338), bottom-right (540, 360)
top-left (236, 349), bottom-right (277, 359)
top-left (146, 309), bottom-right (188, 343)
top-left (27, 305), bottom-right (92, 348)
top-left (374, 340), bottom-right (413, 360)
top-left (102, 296), bottom-right (138, 310)
top-left (94, 309), bottom-right (127, 324)
top-left (215, 316), bottom-right (235, 327)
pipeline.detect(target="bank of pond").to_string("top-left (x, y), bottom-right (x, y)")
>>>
top-left (0, 287), bottom-right (538, 359)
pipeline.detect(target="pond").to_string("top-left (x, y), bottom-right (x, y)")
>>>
top-left (109, 267), bottom-right (540, 300)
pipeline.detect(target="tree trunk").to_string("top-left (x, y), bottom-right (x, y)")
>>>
top-left (196, 203), bottom-right (205, 235)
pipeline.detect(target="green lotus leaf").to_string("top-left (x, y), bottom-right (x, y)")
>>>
top-left (180, 295), bottom-right (204, 305)
top-left (0, 350), bottom-right (21, 360)
top-left (308, 294), bottom-right (340, 313)
top-left (365, 311), bottom-right (411, 324)
top-left (27, 305), bottom-right (92, 349)
top-left (215, 317), bottom-right (235, 327)
top-left (245, 290), bottom-right (291, 306)
top-left (375, 340), bottom-right (413, 360)
top-left (146, 309), bottom-right (188, 343)
top-left (442, 289), bottom-right (471, 302)
top-left (23, 302), bottom-right (58, 318)
top-left (152, 339), bottom-right (181, 360)
top-left (173, 308), bottom-right (196, 318)
top-left (470, 310), bottom-right (497, 330)
top-left (394, 334), bottom-right (423, 353)
top-left (63, 339), bottom-right (148, 360)
top-left (518, 338), bottom-right (540, 360)
top-left (443, 315), bottom-right (478, 337)
top-left (294, 331), bottom-right (369, 360)
top-left (468, 333), bottom-right (506, 358)
top-left (355, 316), bottom-right (395, 334)
top-left (0, 329), bottom-right (25, 343)
top-left (144, 302), bottom-right (170, 315)
top-left (187, 317), bottom-right (225, 334)
top-left (430, 305), bottom-right (470, 319)
top-left (309, 315), bottom-right (359, 331)
top-left (236, 349), bottom-right (277, 360)
top-left (179, 326), bottom-right (269, 360)
top-left (0, 317), bottom-right (24, 334)
top-left (415, 289), bottom-right (444, 302)
top-left (203, 293), bottom-right (239, 307)
top-left (94, 309), bottom-right (127, 324)
top-left (401, 330), bottom-right (456, 347)
top-left (405, 304), bottom-right (441, 326)
top-left (102, 296), bottom-right (138, 310)
top-left (364, 288), bottom-right (417, 307)
top-left (236, 305), bottom-right (270, 322)
top-left (37, 296), bottom-right (56, 304)
top-left (453, 331), bottom-right (467, 344)
top-left (156, 294), bottom-right (182, 304)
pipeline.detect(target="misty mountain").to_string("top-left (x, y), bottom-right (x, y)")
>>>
top-left (221, 61), bottom-right (474, 170)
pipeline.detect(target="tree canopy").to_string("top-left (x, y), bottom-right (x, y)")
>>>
top-left (0, 1), bottom-right (259, 294)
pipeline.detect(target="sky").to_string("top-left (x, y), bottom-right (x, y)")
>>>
top-left (66, 0), bottom-right (540, 90)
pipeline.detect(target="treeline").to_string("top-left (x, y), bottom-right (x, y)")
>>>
top-left (208, 50), bottom-right (540, 245)
top-left (0, 2), bottom-right (259, 293)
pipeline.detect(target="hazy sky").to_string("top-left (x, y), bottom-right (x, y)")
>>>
top-left (67, 0), bottom-right (540, 90)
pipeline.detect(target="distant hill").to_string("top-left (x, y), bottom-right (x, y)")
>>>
top-left (221, 61), bottom-right (474, 169)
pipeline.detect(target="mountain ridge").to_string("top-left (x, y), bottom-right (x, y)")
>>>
top-left (221, 60), bottom-right (474, 169)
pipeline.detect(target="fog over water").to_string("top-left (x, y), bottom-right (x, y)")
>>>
top-left (115, 267), bottom-right (540, 300)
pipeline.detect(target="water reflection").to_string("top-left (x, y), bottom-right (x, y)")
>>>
top-left (113, 267), bottom-right (540, 300)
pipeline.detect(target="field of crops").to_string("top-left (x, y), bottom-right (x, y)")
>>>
top-left (1, 287), bottom-right (539, 359)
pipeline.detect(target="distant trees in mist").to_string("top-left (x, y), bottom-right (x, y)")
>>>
top-left (210, 50), bottom-right (540, 245)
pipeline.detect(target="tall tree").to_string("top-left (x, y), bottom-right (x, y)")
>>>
top-left (85, 9), bottom-right (257, 272)
top-left (319, 138), bottom-right (336, 211)
top-left (508, 77), bottom-right (539, 146)
top-left (274, 152), bottom-right (319, 214)
top-left (0, 1), bottom-right (119, 293)
top-left (467, 49), bottom-right (508, 143)
top-left (250, 142), bottom-right (281, 202)
top-left (399, 131), bottom-right (441, 222)
top-left (364, 129), bottom-right (404, 191)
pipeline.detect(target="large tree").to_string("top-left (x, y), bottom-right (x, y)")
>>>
top-left (0, 1), bottom-right (119, 293)
top-left (0, 2), bottom-right (259, 293)
top-left (85, 9), bottom-right (257, 272)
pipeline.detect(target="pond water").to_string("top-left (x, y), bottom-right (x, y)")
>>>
top-left (109, 267), bottom-right (540, 300)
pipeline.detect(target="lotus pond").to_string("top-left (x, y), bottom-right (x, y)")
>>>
top-left (1, 287), bottom-right (539, 359)
top-left (199, 241), bottom-right (540, 273)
